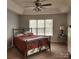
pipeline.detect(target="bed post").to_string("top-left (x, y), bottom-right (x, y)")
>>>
top-left (12, 29), bottom-right (14, 47)
top-left (25, 50), bottom-right (27, 59)
top-left (30, 28), bottom-right (32, 32)
top-left (48, 36), bottom-right (51, 52)
top-left (25, 40), bottom-right (28, 59)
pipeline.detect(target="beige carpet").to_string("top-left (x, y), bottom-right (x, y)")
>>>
top-left (7, 43), bottom-right (70, 59)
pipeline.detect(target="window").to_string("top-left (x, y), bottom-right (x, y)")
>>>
top-left (45, 20), bottom-right (53, 35)
top-left (29, 19), bottom-right (53, 36)
top-left (38, 20), bottom-right (44, 35)
top-left (29, 20), bottom-right (36, 35)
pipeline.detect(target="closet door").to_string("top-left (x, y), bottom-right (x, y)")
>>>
top-left (68, 27), bottom-right (71, 54)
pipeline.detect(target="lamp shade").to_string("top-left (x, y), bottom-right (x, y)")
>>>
top-left (60, 26), bottom-right (64, 30)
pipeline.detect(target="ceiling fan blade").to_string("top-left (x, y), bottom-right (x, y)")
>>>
top-left (23, 1), bottom-right (34, 3)
top-left (40, 0), bottom-right (46, 2)
top-left (36, 0), bottom-right (40, 2)
top-left (36, 0), bottom-right (46, 2)
top-left (24, 5), bottom-right (35, 7)
top-left (41, 3), bottom-right (52, 6)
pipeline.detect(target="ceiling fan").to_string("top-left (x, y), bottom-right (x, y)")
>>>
top-left (24, 0), bottom-right (52, 11)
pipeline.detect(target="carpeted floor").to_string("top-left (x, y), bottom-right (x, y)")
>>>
top-left (7, 43), bottom-right (70, 59)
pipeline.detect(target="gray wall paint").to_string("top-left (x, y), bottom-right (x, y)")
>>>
top-left (19, 16), bottom-right (29, 28)
top-left (67, 12), bottom-right (71, 25)
top-left (19, 14), bottom-right (67, 42)
top-left (7, 10), bottom-right (19, 48)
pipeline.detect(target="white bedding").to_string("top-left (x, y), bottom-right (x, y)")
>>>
top-left (24, 36), bottom-right (49, 42)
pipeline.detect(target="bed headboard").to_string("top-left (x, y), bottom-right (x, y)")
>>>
top-left (12, 28), bottom-right (32, 38)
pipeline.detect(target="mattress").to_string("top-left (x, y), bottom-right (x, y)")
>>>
top-left (14, 35), bottom-right (49, 55)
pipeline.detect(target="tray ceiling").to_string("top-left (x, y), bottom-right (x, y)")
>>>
top-left (8, 0), bottom-right (71, 15)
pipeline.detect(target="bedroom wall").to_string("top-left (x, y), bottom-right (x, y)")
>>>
top-left (19, 14), bottom-right (67, 42)
top-left (7, 9), bottom-right (19, 48)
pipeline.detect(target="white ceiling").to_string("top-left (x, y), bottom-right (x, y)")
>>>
top-left (8, 0), bottom-right (71, 15)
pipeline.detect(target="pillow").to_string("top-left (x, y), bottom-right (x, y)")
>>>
top-left (24, 31), bottom-right (33, 36)
top-left (27, 32), bottom-right (33, 36)
top-left (24, 31), bottom-right (29, 35)
top-left (16, 33), bottom-right (24, 37)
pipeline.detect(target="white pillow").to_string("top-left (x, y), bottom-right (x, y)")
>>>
top-left (24, 31), bottom-right (31, 35)
top-left (16, 33), bottom-right (24, 37)
top-left (24, 31), bottom-right (33, 36)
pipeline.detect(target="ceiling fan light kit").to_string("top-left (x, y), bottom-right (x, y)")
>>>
top-left (33, 7), bottom-right (41, 12)
top-left (24, 0), bottom-right (52, 12)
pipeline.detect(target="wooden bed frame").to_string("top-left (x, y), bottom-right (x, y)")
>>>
top-left (12, 28), bottom-right (51, 59)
